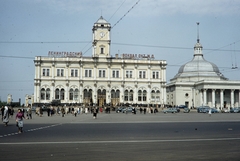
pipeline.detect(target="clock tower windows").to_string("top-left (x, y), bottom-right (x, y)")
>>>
top-left (92, 16), bottom-right (111, 57)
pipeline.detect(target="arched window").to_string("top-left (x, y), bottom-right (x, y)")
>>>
top-left (84, 89), bottom-right (88, 99)
top-left (40, 88), bottom-right (45, 100)
top-left (138, 90), bottom-right (142, 101)
top-left (156, 90), bottom-right (160, 102)
top-left (151, 90), bottom-right (155, 101)
top-left (143, 90), bottom-right (147, 101)
top-left (55, 88), bottom-right (60, 99)
top-left (74, 89), bottom-right (79, 101)
top-left (60, 89), bottom-right (65, 100)
top-left (46, 88), bottom-right (50, 100)
top-left (69, 89), bottom-right (74, 100)
top-left (124, 90), bottom-right (128, 101)
top-left (129, 90), bottom-right (133, 101)
top-left (116, 90), bottom-right (120, 98)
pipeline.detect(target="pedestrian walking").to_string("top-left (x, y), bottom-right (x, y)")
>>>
top-left (93, 107), bottom-right (97, 119)
top-left (16, 109), bottom-right (25, 133)
top-left (1, 106), bottom-right (4, 120)
top-left (208, 108), bottom-right (212, 116)
top-left (61, 106), bottom-right (65, 117)
top-left (27, 107), bottom-right (32, 119)
top-left (3, 106), bottom-right (9, 126)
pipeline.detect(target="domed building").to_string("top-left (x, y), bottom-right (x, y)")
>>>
top-left (167, 24), bottom-right (240, 110)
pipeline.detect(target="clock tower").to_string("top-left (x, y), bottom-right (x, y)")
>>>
top-left (92, 16), bottom-right (111, 57)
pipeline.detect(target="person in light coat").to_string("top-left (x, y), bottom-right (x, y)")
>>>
top-left (3, 106), bottom-right (9, 126)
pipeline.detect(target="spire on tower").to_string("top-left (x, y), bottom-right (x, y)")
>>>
top-left (197, 22), bottom-right (200, 43)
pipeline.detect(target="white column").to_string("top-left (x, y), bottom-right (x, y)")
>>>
top-left (199, 90), bottom-right (203, 107)
top-left (134, 87), bottom-right (138, 104)
top-left (147, 87), bottom-right (151, 105)
top-left (79, 85), bottom-right (83, 104)
top-left (203, 89), bottom-right (207, 106)
top-left (120, 86), bottom-right (124, 104)
top-left (51, 85), bottom-right (54, 101)
top-left (192, 88), bottom-right (195, 108)
top-left (231, 89), bottom-right (234, 108)
top-left (220, 89), bottom-right (224, 109)
top-left (212, 89), bottom-right (215, 108)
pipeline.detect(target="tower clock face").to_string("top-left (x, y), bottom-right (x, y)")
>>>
top-left (100, 32), bottom-right (105, 38)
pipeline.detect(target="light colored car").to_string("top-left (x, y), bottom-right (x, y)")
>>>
top-left (163, 108), bottom-right (178, 114)
top-left (122, 107), bottom-right (134, 113)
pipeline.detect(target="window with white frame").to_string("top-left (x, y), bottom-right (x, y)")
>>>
top-left (126, 70), bottom-right (133, 78)
top-left (57, 69), bottom-right (64, 77)
top-left (152, 71), bottom-right (159, 79)
top-left (139, 71), bottom-right (146, 79)
top-left (112, 70), bottom-right (119, 78)
top-left (42, 68), bottom-right (50, 76)
top-left (71, 69), bottom-right (78, 77)
top-left (99, 69), bottom-right (106, 78)
top-left (85, 69), bottom-right (92, 77)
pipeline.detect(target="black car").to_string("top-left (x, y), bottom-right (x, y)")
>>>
top-left (178, 105), bottom-right (187, 109)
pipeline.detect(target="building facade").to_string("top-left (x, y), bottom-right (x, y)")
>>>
top-left (166, 27), bottom-right (240, 110)
top-left (34, 16), bottom-right (167, 107)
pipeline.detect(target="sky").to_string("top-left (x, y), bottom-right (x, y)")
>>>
top-left (0, 0), bottom-right (240, 103)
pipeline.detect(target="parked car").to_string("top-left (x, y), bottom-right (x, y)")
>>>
top-left (221, 108), bottom-right (230, 113)
top-left (116, 107), bottom-right (124, 113)
top-left (122, 107), bottom-right (134, 113)
top-left (230, 107), bottom-right (240, 113)
top-left (183, 107), bottom-right (190, 113)
top-left (197, 106), bottom-right (210, 113)
top-left (178, 105), bottom-right (187, 109)
top-left (204, 108), bottom-right (219, 113)
top-left (163, 108), bottom-right (178, 114)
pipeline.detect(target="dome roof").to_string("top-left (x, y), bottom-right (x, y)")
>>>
top-left (172, 42), bottom-right (228, 81)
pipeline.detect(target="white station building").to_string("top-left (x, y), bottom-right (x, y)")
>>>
top-left (33, 16), bottom-right (167, 107)
top-left (166, 25), bottom-right (240, 110)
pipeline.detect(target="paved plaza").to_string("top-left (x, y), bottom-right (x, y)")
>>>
top-left (7, 110), bottom-right (240, 125)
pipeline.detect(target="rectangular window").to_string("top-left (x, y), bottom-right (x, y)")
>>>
top-left (89, 70), bottom-right (92, 77)
top-left (85, 69), bottom-right (92, 77)
top-left (46, 69), bottom-right (49, 76)
top-left (101, 48), bottom-right (104, 54)
top-left (103, 70), bottom-right (105, 77)
top-left (112, 70), bottom-right (120, 78)
top-left (71, 69), bottom-right (78, 77)
top-left (153, 71), bottom-right (159, 79)
top-left (143, 71), bottom-right (146, 78)
top-left (112, 71), bottom-right (115, 78)
top-left (156, 72), bottom-right (159, 79)
top-left (116, 71), bottom-right (119, 78)
top-left (42, 69), bottom-right (46, 76)
top-left (60, 69), bottom-right (64, 77)
top-left (126, 70), bottom-right (133, 78)
top-left (99, 69), bottom-right (106, 78)
top-left (57, 69), bottom-right (60, 76)
top-left (139, 71), bottom-right (142, 78)
top-left (75, 69), bottom-right (78, 77)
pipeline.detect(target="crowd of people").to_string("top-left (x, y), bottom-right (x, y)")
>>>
top-left (2, 104), bottom-right (161, 133)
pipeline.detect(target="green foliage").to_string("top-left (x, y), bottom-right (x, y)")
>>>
top-left (0, 101), bottom-right (7, 107)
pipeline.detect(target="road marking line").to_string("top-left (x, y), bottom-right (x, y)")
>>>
top-left (0, 123), bottom-right (62, 138)
top-left (1, 137), bottom-right (240, 145)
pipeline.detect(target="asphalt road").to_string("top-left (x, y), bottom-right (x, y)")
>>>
top-left (0, 112), bottom-right (240, 161)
